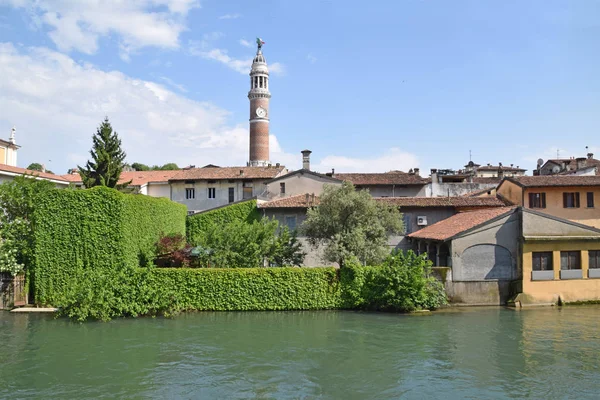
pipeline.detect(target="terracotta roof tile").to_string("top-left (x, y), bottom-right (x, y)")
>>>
top-left (476, 165), bottom-right (526, 172)
top-left (170, 166), bottom-right (285, 181)
top-left (408, 207), bottom-right (515, 241)
top-left (0, 164), bottom-right (69, 182)
top-left (120, 170), bottom-right (179, 186)
top-left (258, 193), bottom-right (320, 208)
top-left (374, 196), bottom-right (505, 208)
top-left (505, 175), bottom-right (600, 188)
top-left (544, 158), bottom-right (600, 175)
top-left (333, 172), bottom-right (430, 185)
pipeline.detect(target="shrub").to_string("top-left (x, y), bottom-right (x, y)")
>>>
top-left (186, 199), bottom-right (260, 245)
top-left (155, 233), bottom-right (191, 268)
top-left (32, 187), bottom-right (186, 306)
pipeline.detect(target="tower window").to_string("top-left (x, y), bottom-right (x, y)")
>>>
top-left (259, 76), bottom-right (263, 88)
top-left (254, 76), bottom-right (258, 88)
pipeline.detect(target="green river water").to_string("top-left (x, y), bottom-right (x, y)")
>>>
top-left (1, 307), bottom-right (599, 399)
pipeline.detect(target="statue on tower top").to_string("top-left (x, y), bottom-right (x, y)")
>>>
top-left (256, 37), bottom-right (265, 51)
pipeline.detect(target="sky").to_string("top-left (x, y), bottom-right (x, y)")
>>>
top-left (0, 0), bottom-right (598, 175)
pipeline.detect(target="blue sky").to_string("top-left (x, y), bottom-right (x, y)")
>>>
top-left (0, 0), bottom-right (598, 174)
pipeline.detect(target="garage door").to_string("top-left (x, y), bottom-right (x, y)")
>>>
top-left (460, 244), bottom-right (513, 281)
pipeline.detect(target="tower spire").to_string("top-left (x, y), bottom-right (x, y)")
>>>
top-left (248, 37), bottom-right (271, 167)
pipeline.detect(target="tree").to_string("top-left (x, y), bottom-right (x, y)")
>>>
top-left (301, 182), bottom-right (404, 267)
top-left (78, 117), bottom-right (129, 188)
top-left (0, 176), bottom-right (55, 275)
top-left (159, 163), bottom-right (179, 171)
top-left (26, 163), bottom-right (53, 174)
top-left (131, 162), bottom-right (150, 171)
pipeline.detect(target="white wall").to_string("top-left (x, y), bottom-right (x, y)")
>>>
top-left (171, 179), bottom-right (268, 212)
top-left (147, 183), bottom-right (170, 198)
top-left (264, 173), bottom-right (341, 199)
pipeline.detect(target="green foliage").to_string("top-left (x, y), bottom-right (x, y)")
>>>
top-left (191, 219), bottom-right (305, 268)
top-left (340, 251), bottom-right (447, 312)
top-left (186, 199), bottom-right (260, 245)
top-left (26, 162), bottom-right (52, 174)
top-left (131, 162), bottom-right (179, 171)
top-left (302, 182), bottom-right (404, 267)
top-left (78, 117), bottom-right (129, 189)
top-left (0, 176), bottom-right (55, 275)
top-left (131, 162), bottom-right (150, 171)
top-left (32, 186), bottom-right (186, 306)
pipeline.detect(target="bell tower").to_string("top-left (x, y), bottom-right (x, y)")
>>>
top-left (248, 38), bottom-right (271, 166)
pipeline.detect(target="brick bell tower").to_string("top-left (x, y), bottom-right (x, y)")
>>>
top-left (248, 38), bottom-right (271, 166)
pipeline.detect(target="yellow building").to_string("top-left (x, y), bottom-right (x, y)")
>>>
top-left (517, 208), bottom-right (600, 305)
top-left (497, 175), bottom-right (600, 229)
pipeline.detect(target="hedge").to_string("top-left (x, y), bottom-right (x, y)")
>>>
top-left (186, 199), bottom-right (260, 245)
top-left (32, 187), bottom-right (186, 307)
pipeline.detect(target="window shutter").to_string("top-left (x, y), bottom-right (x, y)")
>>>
top-left (541, 193), bottom-right (546, 208)
top-left (563, 193), bottom-right (567, 208)
top-left (575, 193), bottom-right (580, 208)
top-left (528, 193), bottom-right (534, 208)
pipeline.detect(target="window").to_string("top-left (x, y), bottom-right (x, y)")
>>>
top-left (403, 214), bottom-right (412, 234)
top-left (587, 192), bottom-right (595, 208)
top-left (528, 193), bottom-right (546, 208)
top-left (280, 182), bottom-right (286, 195)
top-left (228, 187), bottom-right (235, 203)
top-left (563, 192), bottom-right (580, 208)
top-left (560, 251), bottom-right (581, 270)
top-left (208, 188), bottom-right (216, 199)
top-left (532, 252), bottom-right (553, 271)
top-left (243, 187), bottom-right (253, 199)
top-left (284, 216), bottom-right (297, 231)
top-left (589, 251), bottom-right (600, 269)
top-left (185, 188), bottom-right (195, 200)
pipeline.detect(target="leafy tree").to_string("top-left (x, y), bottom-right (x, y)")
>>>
top-left (131, 162), bottom-right (151, 171)
top-left (78, 117), bottom-right (129, 188)
top-left (301, 182), bottom-right (404, 267)
top-left (26, 163), bottom-right (43, 172)
top-left (158, 163), bottom-right (179, 171)
top-left (187, 219), bottom-right (305, 268)
top-left (26, 163), bottom-right (53, 174)
top-left (0, 175), bottom-right (55, 275)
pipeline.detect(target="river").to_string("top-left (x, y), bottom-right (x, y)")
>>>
top-left (1, 307), bottom-right (599, 399)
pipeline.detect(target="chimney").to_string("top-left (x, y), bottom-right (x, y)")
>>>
top-left (576, 157), bottom-right (587, 170)
top-left (41, 164), bottom-right (46, 173)
top-left (414, 168), bottom-right (420, 176)
top-left (301, 149), bottom-right (312, 171)
top-left (588, 153), bottom-right (594, 160)
top-left (239, 169), bottom-right (244, 176)
top-left (498, 168), bottom-right (504, 179)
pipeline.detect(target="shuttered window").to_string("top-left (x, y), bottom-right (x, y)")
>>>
top-left (563, 192), bottom-right (580, 208)
top-left (587, 192), bottom-right (595, 208)
top-left (528, 193), bottom-right (546, 208)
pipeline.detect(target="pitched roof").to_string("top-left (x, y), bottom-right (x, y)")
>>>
top-left (504, 175), bottom-right (600, 188)
top-left (408, 207), bottom-right (515, 241)
top-left (543, 158), bottom-right (600, 175)
top-left (58, 170), bottom-right (180, 186)
top-left (333, 171), bottom-right (430, 185)
top-left (258, 193), bottom-right (320, 208)
top-left (476, 165), bottom-right (526, 172)
top-left (170, 166), bottom-right (286, 181)
top-left (120, 170), bottom-right (179, 185)
top-left (0, 164), bottom-right (69, 183)
top-left (460, 188), bottom-right (495, 197)
top-left (374, 196), bottom-right (505, 208)
top-left (264, 169), bottom-right (342, 184)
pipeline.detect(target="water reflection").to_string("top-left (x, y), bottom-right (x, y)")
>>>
top-left (1, 308), bottom-right (599, 399)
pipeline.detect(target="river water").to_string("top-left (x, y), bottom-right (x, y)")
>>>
top-left (1, 307), bottom-right (599, 399)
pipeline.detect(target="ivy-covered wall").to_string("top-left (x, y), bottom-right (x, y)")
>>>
top-left (186, 199), bottom-right (260, 245)
top-left (32, 187), bottom-right (186, 306)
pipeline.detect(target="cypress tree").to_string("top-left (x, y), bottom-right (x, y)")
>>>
top-left (78, 117), bottom-right (130, 189)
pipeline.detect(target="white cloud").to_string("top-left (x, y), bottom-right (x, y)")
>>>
top-left (159, 76), bottom-right (187, 93)
top-left (190, 45), bottom-right (286, 76)
top-left (313, 148), bottom-right (420, 173)
top-left (0, 42), bottom-right (299, 172)
top-left (239, 39), bottom-right (253, 48)
top-left (307, 53), bottom-right (317, 64)
top-left (218, 13), bottom-right (241, 20)
top-left (3, 0), bottom-right (198, 57)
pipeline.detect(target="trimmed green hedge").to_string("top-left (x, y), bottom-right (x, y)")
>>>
top-left (141, 267), bottom-right (341, 312)
top-left (186, 199), bottom-right (260, 245)
top-left (32, 187), bottom-right (186, 306)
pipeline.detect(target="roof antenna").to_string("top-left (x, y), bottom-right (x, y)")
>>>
top-left (469, 150), bottom-right (472, 162)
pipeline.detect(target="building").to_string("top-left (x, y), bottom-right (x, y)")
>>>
top-left (427, 169), bottom-right (499, 197)
top-left (171, 165), bottom-right (286, 213)
top-left (408, 206), bottom-right (600, 305)
top-left (248, 38), bottom-right (271, 167)
top-left (497, 175), bottom-right (600, 229)
top-left (464, 161), bottom-right (526, 178)
top-left (332, 170), bottom-right (429, 197)
top-left (535, 152), bottom-right (600, 176)
top-left (0, 127), bottom-right (19, 167)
